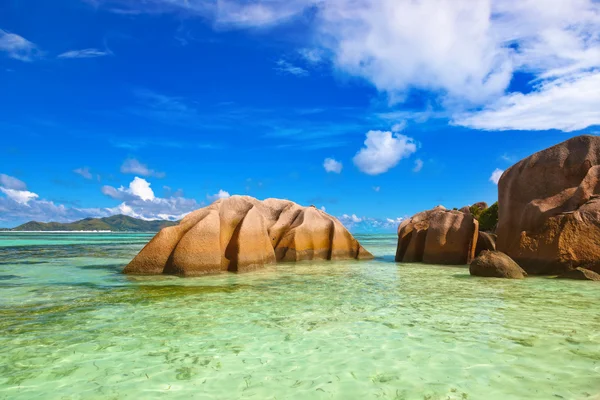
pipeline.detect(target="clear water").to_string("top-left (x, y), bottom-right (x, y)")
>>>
top-left (0, 232), bottom-right (599, 400)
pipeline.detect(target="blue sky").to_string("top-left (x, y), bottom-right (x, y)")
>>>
top-left (0, 0), bottom-right (599, 230)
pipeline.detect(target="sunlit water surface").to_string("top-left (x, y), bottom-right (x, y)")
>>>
top-left (0, 232), bottom-right (598, 400)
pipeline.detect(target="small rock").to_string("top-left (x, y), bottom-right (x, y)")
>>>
top-left (470, 250), bottom-right (527, 279)
top-left (556, 267), bottom-right (600, 281)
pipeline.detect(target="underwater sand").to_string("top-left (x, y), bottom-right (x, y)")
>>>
top-left (0, 232), bottom-right (598, 399)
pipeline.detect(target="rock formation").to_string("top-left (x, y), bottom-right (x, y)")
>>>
top-left (475, 231), bottom-right (496, 256)
top-left (124, 196), bottom-right (373, 276)
top-left (460, 202), bottom-right (488, 215)
top-left (496, 135), bottom-right (600, 275)
top-left (469, 251), bottom-right (527, 279)
top-left (395, 206), bottom-right (479, 264)
top-left (556, 267), bottom-right (600, 281)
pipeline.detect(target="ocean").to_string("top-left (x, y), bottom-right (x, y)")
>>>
top-left (0, 232), bottom-right (598, 399)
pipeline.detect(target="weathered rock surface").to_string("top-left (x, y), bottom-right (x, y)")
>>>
top-left (469, 251), bottom-right (527, 279)
top-left (460, 202), bottom-right (488, 215)
top-left (556, 267), bottom-right (600, 281)
top-left (395, 206), bottom-right (479, 264)
top-left (475, 231), bottom-right (496, 256)
top-left (497, 135), bottom-right (600, 275)
top-left (124, 196), bottom-right (373, 276)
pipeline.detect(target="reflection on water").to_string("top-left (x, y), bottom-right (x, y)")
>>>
top-left (0, 232), bottom-right (598, 399)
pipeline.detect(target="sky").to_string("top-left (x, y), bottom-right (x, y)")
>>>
top-left (0, 0), bottom-right (599, 231)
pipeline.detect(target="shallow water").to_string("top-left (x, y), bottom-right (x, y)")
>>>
top-left (0, 232), bottom-right (598, 400)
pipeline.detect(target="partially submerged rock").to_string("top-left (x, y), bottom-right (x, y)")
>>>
top-left (395, 206), bottom-right (479, 264)
top-left (556, 267), bottom-right (600, 281)
top-left (496, 135), bottom-right (600, 275)
top-left (124, 196), bottom-right (373, 276)
top-left (470, 251), bottom-right (527, 279)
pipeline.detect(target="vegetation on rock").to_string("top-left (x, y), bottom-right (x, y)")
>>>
top-left (11, 215), bottom-right (178, 232)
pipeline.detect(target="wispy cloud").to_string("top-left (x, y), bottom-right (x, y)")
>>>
top-left (0, 29), bottom-right (40, 62)
top-left (73, 167), bottom-right (93, 180)
top-left (489, 168), bottom-right (504, 185)
top-left (0, 173), bottom-right (27, 190)
top-left (274, 59), bottom-right (308, 77)
top-left (298, 48), bottom-right (325, 64)
top-left (120, 158), bottom-right (165, 178)
top-left (413, 159), bottom-right (423, 172)
top-left (58, 48), bottom-right (111, 59)
top-left (453, 71), bottom-right (600, 132)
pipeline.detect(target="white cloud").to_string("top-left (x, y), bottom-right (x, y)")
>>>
top-left (317, 0), bottom-right (513, 105)
top-left (73, 167), bottom-right (93, 179)
top-left (0, 29), bottom-right (39, 61)
top-left (372, 186), bottom-right (380, 192)
top-left (320, 205), bottom-right (326, 211)
top-left (90, 0), bottom-right (600, 132)
top-left (341, 213), bottom-right (362, 223)
top-left (0, 187), bottom-right (39, 205)
top-left (213, 0), bottom-right (310, 27)
top-left (453, 71), bottom-right (600, 132)
top-left (391, 121), bottom-right (407, 132)
top-left (274, 59), bottom-right (308, 77)
top-left (58, 48), bottom-right (111, 59)
top-left (338, 214), bottom-right (405, 232)
top-left (323, 158), bottom-right (343, 173)
top-left (490, 168), bottom-right (504, 184)
top-left (0, 173), bottom-right (26, 190)
top-left (298, 48), bottom-right (325, 64)
top-left (120, 158), bottom-right (165, 178)
top-left (0, 176), bottom-right (201, 224)
top-left (207, 189), bottom-right (231, 202)
top-left (103, 177), bottom-right (155, 201)
top-left (353, 130), bottom-right (417, 175)
top-left (413, 159), bottom-right (424, 172)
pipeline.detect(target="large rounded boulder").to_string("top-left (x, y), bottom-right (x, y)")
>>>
top-left (470, 251), bottom-right (527, 279)
top-left (124, 196), bottom-right (373, 276)
top-left (395, 206), bottom-right (479, 264)
top-left (496, 135), bottom-right (600, 275)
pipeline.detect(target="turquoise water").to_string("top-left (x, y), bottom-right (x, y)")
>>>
top-left (0, 233), bottom-right (599, 400)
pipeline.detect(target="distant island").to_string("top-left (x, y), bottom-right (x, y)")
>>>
top-left (4, 215), bottom-right (179, 232)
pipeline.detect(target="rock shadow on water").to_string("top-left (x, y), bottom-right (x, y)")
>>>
top-left (0, 274), bottom-right (22, 280)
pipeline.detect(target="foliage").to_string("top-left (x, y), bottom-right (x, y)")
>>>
top-left (468, 204), bottom-right (484, 220)
top-left (12, 215), bottom-right (178, 232)
top-left (478, 202), bottom-right (499, 232)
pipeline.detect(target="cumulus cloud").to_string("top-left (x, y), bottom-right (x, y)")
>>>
top-left (353, 130), bottom-right (417, 175)
top-left (58, 48), bottom-right (111, 59)
top-left (413, 159), bottom-right (424, 172)
top-left (0, 29), bottom-right (39, 61)
top-left (207, 189), bottom-right (231, 202)
top-left (102, 176), bottom-right (155, 201)
top-left (323, 158), bottom-right (343, 173)
top-left (0, 173), bottom-right (27, 190)
top-left (338, 214), bottom-right (404, 233)
top-left (0, 187), bottom-right (39, 205)
top-left (0, 175), bottom-right (201, 224)
top-left (73, 167), bottom-right (93, 180)
top-left (120, 158), bottom-right (165, 178)
top-left (490, 168), bottom-right (504, 184)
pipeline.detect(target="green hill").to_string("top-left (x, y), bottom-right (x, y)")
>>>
top-left (11, 215), bottom-right (178, 232)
